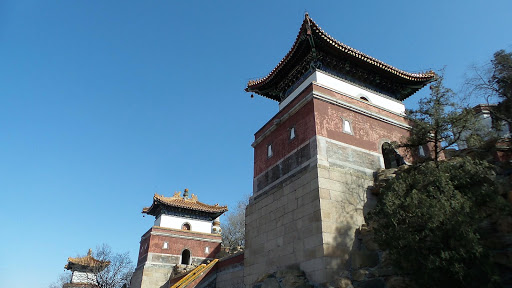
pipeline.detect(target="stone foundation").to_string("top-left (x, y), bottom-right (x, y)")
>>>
top-left (245, 135), bottom-right (382, 286)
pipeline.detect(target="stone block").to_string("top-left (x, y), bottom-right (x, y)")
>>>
top-left (310, 179), bottom-right (320, 190)
top-left (304, 245), bottom-right (324, 259)
top-left (285, 199), bottom-right (298, 213)
top-left (299, 257), bottom-right (323, 274)
top-left (319, 188), bottom-right (331, 199)
top-left (282, 212), bottom-right (294, 225)
top-left (318, 167), bottom-right (330, 179)
top-left (304, 234), bottom-right (323, 249)
top-left (319, 178), bottom-right (343, 191)
top-left (308, 209), bottom-right (322, 222)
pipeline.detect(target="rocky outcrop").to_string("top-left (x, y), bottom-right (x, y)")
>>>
top-left (252, 267), bottom-right (313, 288)
top-left (327, 223), bottom-right (416, 288)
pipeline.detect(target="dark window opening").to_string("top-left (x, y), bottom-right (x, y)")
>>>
top-left (182, 223), bottom-right (191, 230)
top-left (382, 142), bottom-right (404, 169)
top-left (181, 249), bottom-right (191, 265)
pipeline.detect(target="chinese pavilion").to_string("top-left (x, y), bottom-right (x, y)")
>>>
top-left (244, 14), bottom-right (435, 285)
top-left (63, 249), bottom-right (110, 288)
top-left (130, 189), bottom-right (228, 288)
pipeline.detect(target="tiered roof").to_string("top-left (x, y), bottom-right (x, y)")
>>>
top-left (64, 249), bottom-right (110, 272)
top-left (142, 190), bottom-right (228, 219)
top-left (246, 14), bottom-right (436, 101)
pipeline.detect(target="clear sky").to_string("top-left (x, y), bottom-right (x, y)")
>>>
top-left (0, 1), bottom-right (511, 287)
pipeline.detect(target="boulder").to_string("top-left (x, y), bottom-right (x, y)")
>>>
top-left (351, 251), bottom-right (379, 269)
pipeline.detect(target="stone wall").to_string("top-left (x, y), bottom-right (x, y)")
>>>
top-left (132, 263), bottom-right (173, 288)
top-left (317, 139), bottom-right (379, 282)
top-left (245, 149), bottom-right (322, 285)
top-left (131, 226), bottom-right (221, 288)
top-left (215, 252), bottom-right (245, 288)
top-left (246, 80), bottom-right (411, 286)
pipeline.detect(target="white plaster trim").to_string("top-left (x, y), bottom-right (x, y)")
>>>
top-left (314, 70), bottom-right (404, 105)
top-left (313, 92), bottom-right (411, 130)
top-left (149, 231), bottom-right (222, 243)
top-left (279, 72), bottom-right (318, 110)
top-left (313, 82), bottom-right (405, 117)
top-left (252, 92), bottom-right (314, 147)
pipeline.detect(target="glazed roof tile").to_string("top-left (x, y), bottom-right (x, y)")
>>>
top-left (246, 14), bottom-right (436, 101)
top-left (142, 191), bottom-right (228, 216)
top-left (64, 249), bottom-right (110, 270)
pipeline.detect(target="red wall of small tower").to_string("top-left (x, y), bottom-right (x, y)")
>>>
top-left (136, 226), bottom-right (221, 267)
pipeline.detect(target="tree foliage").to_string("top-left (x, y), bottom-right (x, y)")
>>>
top-left (221, 196), bottom-right (249, 249)
top-left (467, 49), bottom-right (512, 130)
top-left (93, 244), bottom-right (134, 288)
top-left (403, 73), bottom-right (476, 162)
top-left (369, 56), bottom-right (512, 287)
top-left (369, 158), bottom-right (504, 288)
top-left (49, 244), bottom-right (133, 288)
top-left (48, 272), bottom-right (72, 288)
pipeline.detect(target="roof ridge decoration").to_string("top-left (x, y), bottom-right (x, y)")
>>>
top-left (246, 13), bottom-right (436, 101)
top-left (142, 189), bottom-right (228, 218)
top-left (64, 249), bottom-right (110, 271)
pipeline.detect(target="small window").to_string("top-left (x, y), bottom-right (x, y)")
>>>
top-left (163, 242), bottom-right (168, 249)
top-left (360, 97), bottom-right (369, 102)
top-left (205, 246), bottom-right (209, 254)
top-left (182, 223), bottom-right (191, 230)
top-left (267, 144), bottom-right (273, 158)
top-left (290, 127), bottom-right (296, 140)
top-left (342, 119), bottom-right (353, 134)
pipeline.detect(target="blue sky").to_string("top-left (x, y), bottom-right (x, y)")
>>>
top-left (1, 1), bottom-right (511, 287)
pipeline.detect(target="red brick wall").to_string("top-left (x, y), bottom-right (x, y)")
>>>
top-left (313, 98), bottom-right (410, 153)
top-left (137, 229), bottom-right (151, 264)
top-left (253, 86), bottom-right (317, 177)
top-left (313, 85), bottom-right (408, 124)
top-left (147, 227), bottom-right (221, 259)
top-left (253, 83), bottom-right (413, 177)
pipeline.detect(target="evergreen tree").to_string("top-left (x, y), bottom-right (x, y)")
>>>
top-left (369, 158), bottom-right (504, 288)
top-left (403, 73), bottom-right (475, 162)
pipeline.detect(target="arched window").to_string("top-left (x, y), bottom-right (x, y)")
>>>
top-left (181, 223), bottom-right (191, 230)
top-left (181, 249), bottom-right (191, 265)
top-left (360, 96), bottom-right (369, 102)
top-left (382, 142), bottom-right (404, 169)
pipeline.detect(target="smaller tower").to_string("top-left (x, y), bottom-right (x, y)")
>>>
top-left (130, 189), bottom-right (228, 288)
top-left (63, 249), bottom-right (110, 288)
